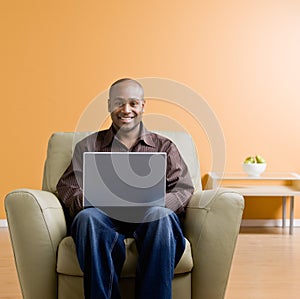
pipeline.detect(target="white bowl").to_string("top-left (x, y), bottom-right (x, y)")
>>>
top-left (242, 163), bottom-right (267, 177)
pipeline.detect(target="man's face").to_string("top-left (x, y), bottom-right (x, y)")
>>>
top-left (108, 81), bottom-right (145, 132)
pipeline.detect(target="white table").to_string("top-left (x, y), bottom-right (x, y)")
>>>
top-left (207, 172), bottom-right (300, 235)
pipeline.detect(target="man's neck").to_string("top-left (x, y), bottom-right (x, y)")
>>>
top-left (114, 123), bottom-right (142, 149)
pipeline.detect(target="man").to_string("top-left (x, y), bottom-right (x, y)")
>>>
top-left (57, 78), bottom-right (194, 299)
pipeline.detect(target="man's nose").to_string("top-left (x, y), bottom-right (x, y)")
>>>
top-left (121, 103), bottom-right (131, 113)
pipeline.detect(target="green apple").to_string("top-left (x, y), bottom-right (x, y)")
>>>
top-left (255, 155), bottom-right (266, 163)
top-left (244, 156), bottom-right (255, 164)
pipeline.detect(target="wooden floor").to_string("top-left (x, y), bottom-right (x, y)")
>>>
top-left (1, 227), bottom-right (300, 298)
top-left (225, 227), bottom-right (300, 299)
top-left (0, 228), bottom-right (22, 299)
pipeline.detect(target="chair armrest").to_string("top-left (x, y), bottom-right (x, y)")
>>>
top-left (183, 189), bottom-right (244, 299)
top-left (5, 189), bottom-right (67, 299)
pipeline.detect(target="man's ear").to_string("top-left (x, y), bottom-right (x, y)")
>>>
top-left (107, 99), bottom-right (111, 112)
top-left (142, 100), bottom-right (145, 113)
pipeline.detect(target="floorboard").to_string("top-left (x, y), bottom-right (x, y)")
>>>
top-left (1, 227), bottom-right (300, 298)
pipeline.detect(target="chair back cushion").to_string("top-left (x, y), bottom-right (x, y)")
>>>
top-left (42, 131), bottom-right (201, 193)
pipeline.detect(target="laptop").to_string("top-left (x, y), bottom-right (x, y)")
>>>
top-left (83, 152), bottom-right (166, 222)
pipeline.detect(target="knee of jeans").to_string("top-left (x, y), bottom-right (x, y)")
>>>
top-left (143, 206), bottom-right (173, 222)
top-left (73, 208), bottom-right (104, 227)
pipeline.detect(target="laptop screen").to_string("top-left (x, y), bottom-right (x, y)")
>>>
top-left (83, 152), bottom-right (166, 214)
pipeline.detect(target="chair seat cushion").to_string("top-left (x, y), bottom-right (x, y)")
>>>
top-left (57, 236), bottom-right (193, 278)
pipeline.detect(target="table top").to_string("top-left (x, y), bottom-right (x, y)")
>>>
top-left (208, 172), bottom-right (300, 180)
top-left (207, 172), bottom-right (300, 196)
top-left (218, 185), bottom-right (300, 196)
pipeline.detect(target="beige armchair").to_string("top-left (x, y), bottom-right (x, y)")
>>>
top-left (5, 131), bottom-right (244, 299)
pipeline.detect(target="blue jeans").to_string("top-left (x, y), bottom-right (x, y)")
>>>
top-left (71, 207), bottom-right (186, 299)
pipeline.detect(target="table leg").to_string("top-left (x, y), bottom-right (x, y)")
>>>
top-left (290, 196), bottom-right (294, 235)
top-left (282, 196), bottom-right (286, 228)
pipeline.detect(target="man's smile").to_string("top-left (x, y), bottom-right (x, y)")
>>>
top-left (118, 115), bottom-right (135, 123)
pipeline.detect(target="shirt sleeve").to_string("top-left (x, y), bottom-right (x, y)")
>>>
top-left (164, 142), bottom-right (195, 214)
top-left (56, 142), bottom-right (84, 224)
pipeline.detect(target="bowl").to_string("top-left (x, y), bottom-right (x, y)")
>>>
top-left (242, 163), bottom-right (267, 177)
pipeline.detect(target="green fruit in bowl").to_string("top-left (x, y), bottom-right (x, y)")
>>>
top-left (243, 155), bottom-right (266, 164)
top-left (244, 156), bottom-right (255, 164)
top-left (243, 155), bottom-right (267, 176)
top-left (255, 155), bottom-right (266, 163)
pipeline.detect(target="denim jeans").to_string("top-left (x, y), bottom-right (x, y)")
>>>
top-left (71, 207), bottom-right (186, 299)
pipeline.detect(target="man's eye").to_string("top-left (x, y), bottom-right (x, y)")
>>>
top-left (130, 100), bottom-right (140, 106)
top-left (114, 102), bottom-right (123, 107)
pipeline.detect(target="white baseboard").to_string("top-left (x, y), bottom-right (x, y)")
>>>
top-left (0, 219), bottom-right (8, 227)
top-left (241, 219), bottom-right (300, 227)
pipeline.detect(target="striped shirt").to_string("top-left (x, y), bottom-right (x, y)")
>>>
top-left (56, 123), bottom-right (194, 226)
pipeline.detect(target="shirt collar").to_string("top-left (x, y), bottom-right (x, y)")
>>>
top-left (139, 123), bottom-right (156, 148)
top-left (100, 122), bottom-right (156, 149)
top-left (100, 125), bottom-right (115, 148)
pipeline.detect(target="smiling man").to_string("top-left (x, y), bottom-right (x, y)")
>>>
top-left (56, 78), bottom-right (194, 299)
top-left (108, 79), bottom-right (145, 149)
top-left (109, 79), bottom-right (144, 129)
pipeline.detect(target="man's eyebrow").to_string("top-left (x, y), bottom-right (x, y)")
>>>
top-left (112, 97), bottom-right (142, 102)
top-left (128, 97), bottom-right (142, 101)
top-left (112, 97), bottom-right (124, 101)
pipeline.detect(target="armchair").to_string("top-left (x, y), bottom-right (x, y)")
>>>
top-left (5, 131), bottom-right (244, 299)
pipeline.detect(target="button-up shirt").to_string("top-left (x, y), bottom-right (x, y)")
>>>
top-left (56, 123), bottom-right (194, 226)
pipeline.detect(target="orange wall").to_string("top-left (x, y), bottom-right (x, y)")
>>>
top-left (1, 0), bottom-right (300, 219)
